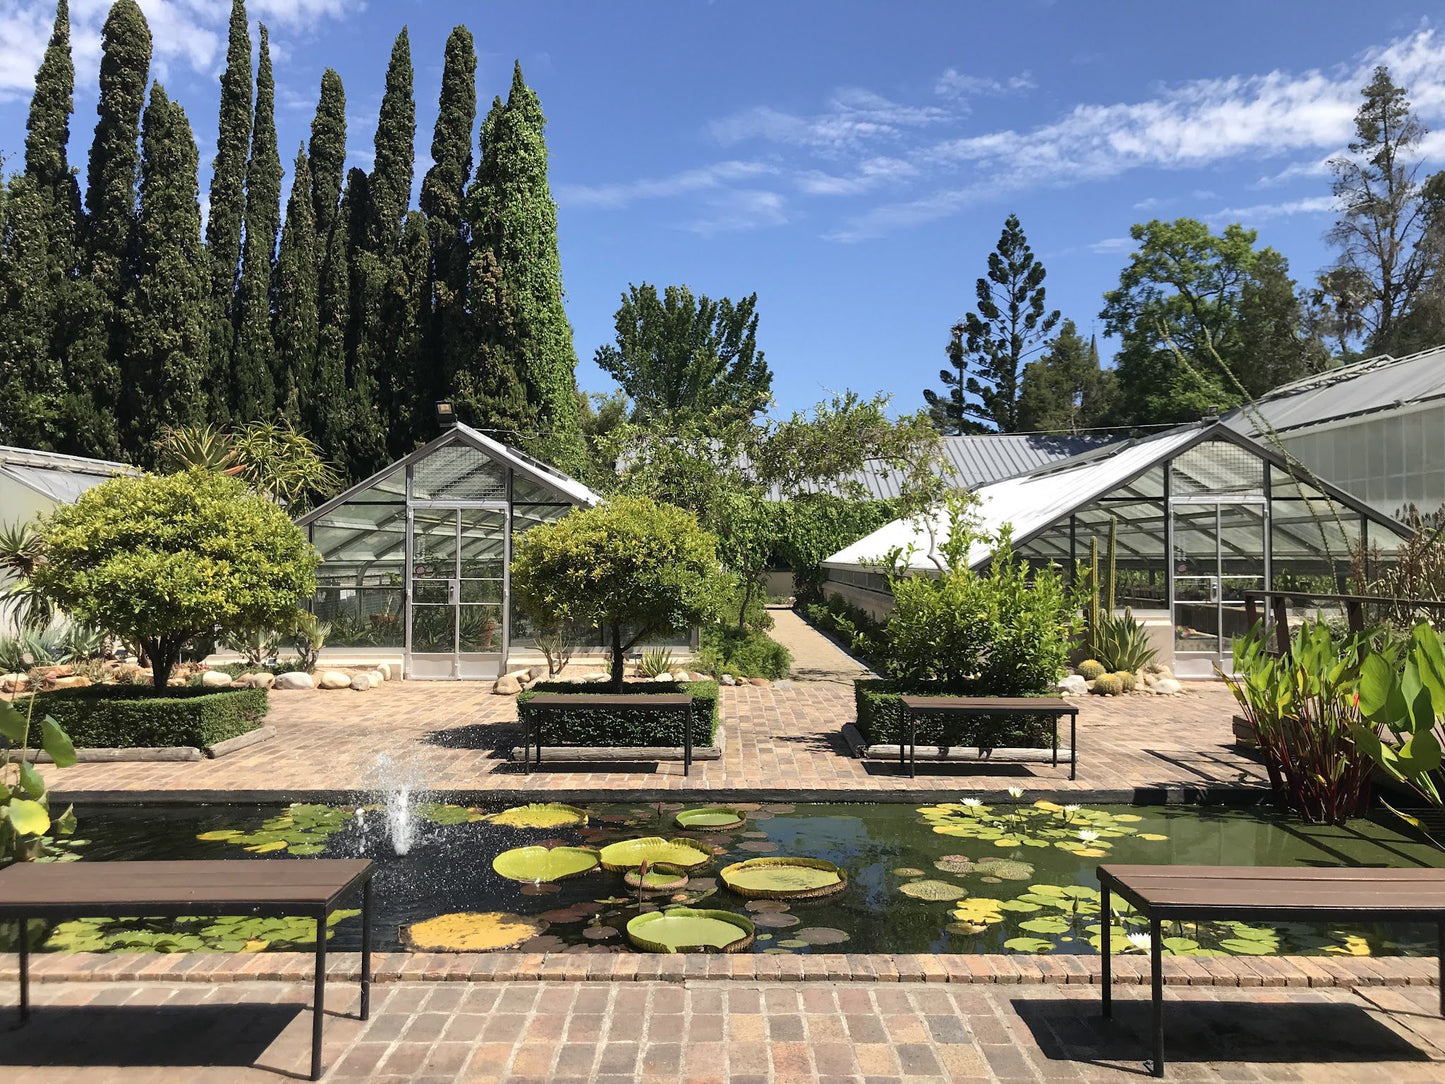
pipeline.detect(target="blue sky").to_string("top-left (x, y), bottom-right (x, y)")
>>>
top-left (3, 1), bottom-right (1445, 421)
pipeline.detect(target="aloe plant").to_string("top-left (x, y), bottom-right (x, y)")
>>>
top-left (1, 693), bottom-right (79, 863)
top-left (1092, 609), bottom-right (1158, 673)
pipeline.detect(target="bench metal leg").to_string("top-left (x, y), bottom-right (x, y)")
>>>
top-left (909, 716), bottom-right (917, 779)
top-left (684, 704), bottom-right (692, 778)
top-left (1149, 915), bottom-right (1164, 1077)
top-left (360, 880), bottom-right (373, 1022)
top-left (15, 917), bottom-right (28, 1027)
top-left (1070, 714), bottom-right (1077, 781)
top-left (1100, 886), bottom-right (1112, 1019)
top-left (312, 912), bottom-right (327, 1081)
top-left (1052, 714), bottom-right (1058, 768)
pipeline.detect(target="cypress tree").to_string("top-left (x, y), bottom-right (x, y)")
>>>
top-left (367, 28), bottom-right (415, 250)
top-left (274, 147), bottom-right (319, 427)
top-left (204, 0), bottom-right (251, 424)
top-left (25, 0), bottom-right (81, 221)
top-left (0, 178), bottom-right (65, 448)
top-left (382, 210), bottom-right (432, 455)
top-left (421, 26), bottom-right (477, 430)
top-left (233, 22), bottom-right (281, 418)
top-left (342, 167), bottom-right (388, 478)
top-left (308, 68), bottom-right (346, 253)
top-left (71, 0), bottom-right (150, 458)
top-left (311, 175), bottom-right (353, 463)
top-left (466, 64), bottom-right (582, 463)
top-left (120, 85), bottom-right (207, 460)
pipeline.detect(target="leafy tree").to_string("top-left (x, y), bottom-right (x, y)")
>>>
top-left (926, 214), bottom-right (1058, 433)
top-left (466, 64), bottom-right (582, 462)
top-left (1327, 66), bottom-right (1438, 356)
top-left (119, 85), bottom-right (207, 459)
top-left (32, 470), bottom-right (318, 687)
top-left (1017, 321), bottom-right (1112, 434)
top-left (577, 389), bottom-right (630, 485)
top-left (72, 0), bottom-right (150, 459)
top-left (233, 23), bottom-right (281, 419)
top-left (510, 496), bottom-right (726, 692)
top-left (274, 147), bottom-right (319, 424)
top-left (595, 283), bottom-right (774, 423)
top-left (308, 68), bottom-right (346, 250)
top-left (1393, 169), bottom-right (1445, 354)
top-left (341, 166), bottom-right (389, 478)
top-left (1101, 219), bottom-right (1322, 427)
top-left (204, 0), bottom-right (252, 424)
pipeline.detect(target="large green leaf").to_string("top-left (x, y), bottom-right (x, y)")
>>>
top-left (40, 718), bottom-right (76, 768)
top-left (9, 798), bottom-right (50, 836)
top-left (1358, 652), bottom-right (1396, 719)
top-left (17, 760), bottom-right (45, 798)
top-left (0, 699), bottom-right (27, 744)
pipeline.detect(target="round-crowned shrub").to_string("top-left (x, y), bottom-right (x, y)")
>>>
top-left (1091, 673), bottom-right (1124, 696)
top-left (1077, 659), bottom-right (1106, 681)
top-left (1116, 670), bottom-right (1138, 692)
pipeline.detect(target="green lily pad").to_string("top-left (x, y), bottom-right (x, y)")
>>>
top-left (1004, 936), bottom-right (1056, 953)
top-left (974, 858), bottom-right (1035, 881)
top-left (933, 855), bottom-right (975, 874)
top-left (624, 864), bottom-right (690, 893)
top-left (418, 803), bottom-right (487, 825)
top-left (719, 857), bottom-right (847, 899)
top-left (626, 907), bottom-right (755, 953)
top-left (892, 867), bottom-right (927, 877)
top-left (488, 803), bottom-right (590, 829)
top-left (1018, 917), bottom-right (1071, 935)
top-left (898, 879), bottom-right (968, 901)
top-left (674, 807), bottom-right (747, 831)
top-left (492, 845), bottom-right (600, 883)
top-left (598, 836), bottom-right (713, 872)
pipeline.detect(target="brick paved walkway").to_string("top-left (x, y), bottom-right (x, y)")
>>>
top-left (37, 681), bottom-right (1262, 802)
top-left (1, 975), bottom-right (1440, 1082)
top-left (767, 608), bottom-right (872, 683)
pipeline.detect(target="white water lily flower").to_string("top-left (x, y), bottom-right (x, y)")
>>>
top-left (1126, 931), bottom-right (1152, 953)
top-left (1007, 787), bottom-right (1024, 799)
top-left (1077, 829), bottom-right (1100, 843)
top-left (960, 798), bottom-right (983, 808)
top-left (1063, 804), bottom-right (1081, 814)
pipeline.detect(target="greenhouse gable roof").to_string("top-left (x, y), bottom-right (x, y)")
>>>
top-left (821, 422), bottom-right (1408, 573)
top-left (0, 444), bottom-right (137, 505)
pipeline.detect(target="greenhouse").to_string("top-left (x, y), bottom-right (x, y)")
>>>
top-left (822, 422), bottom-right (1412, 677)
top-left (295, 423), bottom-right (600, 679)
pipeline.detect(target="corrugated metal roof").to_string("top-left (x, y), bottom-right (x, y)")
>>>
top-left (1223, 344), bottom-right (1445, 435)
top-left (784, 432), bottom-right (1112, 500)
top-left (0, 445), bottom-right (136, 504)
top-left (824, 427), bottom-right (1200, 571)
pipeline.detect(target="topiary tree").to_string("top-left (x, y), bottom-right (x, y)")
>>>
top-left (32, 470), bottom-right (318, 688)
top-left (510, 496), bottom-right (726, 692)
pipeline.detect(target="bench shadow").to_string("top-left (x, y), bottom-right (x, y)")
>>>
top-left (423, 723), bottom-right (513, 752)
top-left (1010, 997), bottom-right (1432, 1071)
top-left (860, 760), bottom-right (1036, 777)
top-left (0, 1004), bottom-right (303, 1068)
top-left (486, 760), bottom-right (663, 775)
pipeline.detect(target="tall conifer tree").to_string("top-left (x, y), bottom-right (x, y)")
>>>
top-left (71, 0), bottom-right (150, 458)
top-left (25, 0), bottom-right (80, 219)
top-left (274, 148), bottom-right (319, 426)
top-left (233, 22), bottom-right (281, 418)
top-left (121, 85), bottom-right (207, 460)
top-left (204, 0), bottom-right (252, 424)
top-left (308, 69), bottom-right (346, 254)
top-left (367, 29), bottom-right (415, 250)
top-left (342, 167), bottom-right (387, 477)
top-left (312, 176), bottom-right (353, 463)
top-left (465, 64), bottom-right (582, 463)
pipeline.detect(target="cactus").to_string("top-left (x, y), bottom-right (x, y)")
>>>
top-left (1087, 536), bottom-right (1101, 655)
top-left (1091, 673), bottom-right (1124, 696)
top-left (1116, 670), bottom-right (1137, 693)
top-left (1078, 659), bottom-right (1106, 681)
top-left (1106, 515), bottom-right (1117, 613)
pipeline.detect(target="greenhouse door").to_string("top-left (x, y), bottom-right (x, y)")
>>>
top-left (1169, 498), bottom-right (1268, 679)
top-left (406, 505), bottom-right (507, 679)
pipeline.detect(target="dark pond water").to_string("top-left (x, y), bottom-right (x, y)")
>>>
top-left (11, 798), bottom-right (1444, 958)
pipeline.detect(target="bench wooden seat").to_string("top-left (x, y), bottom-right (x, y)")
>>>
top-left (519, 693), bottom-right (699, 775)
top-left (899, 695), bottom-right (1078, 779)
top-left (1097, 863), bottom-right (1445, 1077)
top-left (0, 859), bottom-right (374, 1081)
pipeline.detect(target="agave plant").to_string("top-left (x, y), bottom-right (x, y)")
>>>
top-left (156, 422), bottom-right (341, 511)
top-left (1092, 609), bottom-right (1158, 673)
top-left (291, 611), bottom-right (332, 673)
top-left (224, 625), bottom-right (282, 668)
top-left (639, 647), bottom-right (678, 678)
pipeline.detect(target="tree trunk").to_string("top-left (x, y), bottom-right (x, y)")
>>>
top-left (609, 624), bottom-right (626, 694)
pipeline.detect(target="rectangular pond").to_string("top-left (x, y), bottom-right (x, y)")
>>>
top-left (8, 797), bottom-right (1443, 959)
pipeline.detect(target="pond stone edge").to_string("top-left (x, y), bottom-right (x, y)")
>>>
top-left (1, 951), bottom-right (1433, 989)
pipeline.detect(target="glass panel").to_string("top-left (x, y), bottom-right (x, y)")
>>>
top-left (1173, 578), bottom-right (1215, 603)
top-left (460, 579), bottom-right (502, 604)
top-left (1169, 439), bottom-right (1264, 496)
top-left (313, 587), bottom-right (404, 647)
top-left (413, 580), bottom-right (451, 605)
top-left (410, 605), bottom-right (455, 652)
top-left (410, 507), bottom-right (456, 581)
top-left (460, 605), bottom-right (502, 652)
top-left (411, 442), bottom-right (507, 501)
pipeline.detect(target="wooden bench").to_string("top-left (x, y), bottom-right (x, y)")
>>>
top-left (0, 859), bottom-right (374, 1081)
top-left (898, 696), bottom-right (1078, 779)
top-left (1097, 864), bottom-right (1445, 1077)
top-left (519, 693), bottom-right (698, 775)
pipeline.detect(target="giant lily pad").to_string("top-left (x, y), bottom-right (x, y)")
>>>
top-left (488, 803), bottom-right (590, 829)
top-left (197, 803), bottom-right (354, 855)
top-left (418, 803), bottom-right (486, 825)
top-left (492, 845), bottom-right (600, 883)
top-left (598, 836), bottom-right (712, 872)
top-left (720, 857), bottom-right (847, 899)
top-left (674, 807), bottom-right (747, 831)
top-left (898, 879), bottom-right (968, 901)
top-left (626, 907), bottom-right (755, 953)
top-left (402, 911), bottom-right (549, 952)
top-left (624, 864), bottom-right (690, 893)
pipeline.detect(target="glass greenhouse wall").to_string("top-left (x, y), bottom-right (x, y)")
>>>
top-left (822, 424), bottom-right (1409, 679)
top-left (297, 425), bottom-right (598, 680)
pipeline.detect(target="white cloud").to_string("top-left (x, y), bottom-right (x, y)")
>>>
top-left (1207, 195), bottom-right (1339, 223)
top-left (557, 161), bottom-right (774, 209)
top-left (795, 156), bottom-right (917, 196)
top-left (1088, 236), bottom-right (1133, 254)
top-left (685, 189), bottom-right (787, 236)
top-left (711, 87), bottom-right (950, 153)
top-left (933, 68), bottom-right (1035, 100)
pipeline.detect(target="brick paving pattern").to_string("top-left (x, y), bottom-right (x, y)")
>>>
top-left (766, 608), bottom-right (873, 683)
top-left (33, 680), bottom-right (1262, 801)
top-left (1, 976), bottom-right (1440, 1082)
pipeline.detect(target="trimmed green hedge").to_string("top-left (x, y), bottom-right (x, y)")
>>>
top-left (854, 679), bottom-right (1058, 751)
top-left (698, 626), bottom-right (792, 679)
top-left (517, 680), bottom-right (720, 747)
top-left (32, 686), bottom-right (270, 749)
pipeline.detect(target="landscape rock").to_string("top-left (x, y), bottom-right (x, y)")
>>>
top-left (1055, 674), bottom-right (1088, 696)
top-left (774, 679), bottom-right (795, 690)
top-left (493, 674), bottom-right (523, 695)
top-left (527, 665), bottom-right (548, 681)
top-left (720, 674), bottom-right (737, 686)
top-left (748, 677), bottom-right (771, 688)
top-left (200, 670), bottom-right (234, 688)
top-left (367, 670), bottom-right (385, 688)
top-left (317, 671), bottom-right (352, 690)
top-left (1151, 678), bottom-right (1184, 695)
top-left (239, 672), bottom-right (276, 690)
top-left (274, 671), bottom-right (315, 690)
top-left (349, 674), bottom-right (372, 691)
top-left (49, 675), bottom-right (92, 690)
top-left (653, 672), bottom-right (674, 682)
top-left (0, 673), bottom-right (27, 693)
top-left (373, 662), bottom-right (392, 681)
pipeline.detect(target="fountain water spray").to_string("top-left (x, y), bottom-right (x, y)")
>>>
top-left (362, 751), bottom-right (426, 856)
